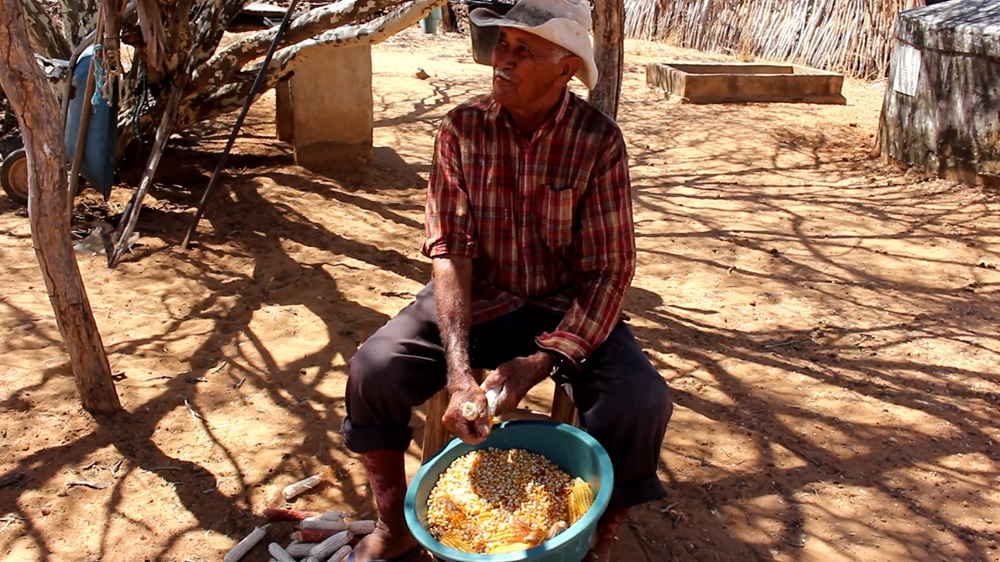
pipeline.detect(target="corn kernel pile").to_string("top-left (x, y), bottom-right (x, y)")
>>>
top-left (426, 448), bottom-right (594, 554)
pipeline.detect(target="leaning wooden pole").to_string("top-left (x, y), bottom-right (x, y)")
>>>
top-left (589, 0), bottom-right (623, 119)
top-left (180, 0), bottom-right (300, 250)
top-left (0, 1), bottom-right (121, 413)
top-left (108, 68), bottom-right (188, 267)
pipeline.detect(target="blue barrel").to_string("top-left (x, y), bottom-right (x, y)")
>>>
top-left (65, 45), bottom-right (118, 198)
top-left (420, 7), bottom-right (443, 33)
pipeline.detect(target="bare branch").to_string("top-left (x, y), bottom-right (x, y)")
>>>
top-left (188, 0), bottom-right (407, 95)
top-left (176, 0), bottom-right (442, 129)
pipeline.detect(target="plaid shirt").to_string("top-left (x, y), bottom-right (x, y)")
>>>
top-left (422, 90), bottom-right (635, 368)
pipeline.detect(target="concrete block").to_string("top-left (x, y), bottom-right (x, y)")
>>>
top-left (289, 44), bottom-right (373, 171)
top-left (647, 62), bottom-right (845, 105)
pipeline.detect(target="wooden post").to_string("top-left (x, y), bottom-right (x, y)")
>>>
top-left (421, 389), bottom-right (451, 463)
top-left (110, 69), bottom-right (189, 266)
top-left (550, 385), bottom-right (578, 427)
top-left (439, 1), bottom-right (456, 33)
top-left (589, 0), bottom-right (623, 120)
top-left (0, 1), bottom-right (121, 414)
top-left (275, 77), bottom-right (293, 142)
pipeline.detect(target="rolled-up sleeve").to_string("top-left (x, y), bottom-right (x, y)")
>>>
top-left (422, 115), bottom-right (478, 259)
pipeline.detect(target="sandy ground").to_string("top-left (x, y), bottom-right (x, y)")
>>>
top-left (1, 26), bottom-right (999, 562)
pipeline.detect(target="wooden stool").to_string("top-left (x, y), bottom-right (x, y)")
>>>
top-left (420, 370), bottom-right (578, 463)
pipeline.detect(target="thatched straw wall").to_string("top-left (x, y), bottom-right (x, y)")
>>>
top-left (624, 0), bottom-right (925, 79)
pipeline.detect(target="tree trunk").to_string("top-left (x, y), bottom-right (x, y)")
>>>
top-left (589, 0), bottom-right (623, 120)
top-left (439, 1), bottom-right (456, 33)
top-left (0, 1), bottom-right (121, 413)
top-left (20, 0), bottom-right (72, 58)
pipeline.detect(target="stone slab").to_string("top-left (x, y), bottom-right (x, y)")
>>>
top-left (647, 62), bottom-right (846, 105)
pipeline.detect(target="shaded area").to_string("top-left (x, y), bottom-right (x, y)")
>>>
top-left (0, 30), bottom-right (998, 562)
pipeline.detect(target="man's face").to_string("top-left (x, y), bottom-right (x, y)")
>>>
top-left (491, 27), bottom-right (570, 112)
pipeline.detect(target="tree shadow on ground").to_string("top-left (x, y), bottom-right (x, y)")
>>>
top-left (616, 112), bottom-right (999, 559)
top-left (2, 55), bottom-right (999, 561)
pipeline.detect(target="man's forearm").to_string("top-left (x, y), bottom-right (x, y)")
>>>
top-left (432, 255), bottom-right (477, 393)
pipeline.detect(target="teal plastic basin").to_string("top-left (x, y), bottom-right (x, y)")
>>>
top-left (404, 420), bottom-right (614, 562)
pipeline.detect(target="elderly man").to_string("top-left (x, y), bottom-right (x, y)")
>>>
top-left (341, 0), bottom-right (673, 560)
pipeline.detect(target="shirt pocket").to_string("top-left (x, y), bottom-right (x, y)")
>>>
top-left (534, 172), bottom-right (587, 251)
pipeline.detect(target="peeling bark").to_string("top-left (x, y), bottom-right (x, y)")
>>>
top-left (21, 0), bottom-right (72, 58)
top-left (18, 0), bottom-right (436, 154)
top-left (175, 0), bottom-right (434, 131)
top-left (188, 0), bottom-right (402, 95)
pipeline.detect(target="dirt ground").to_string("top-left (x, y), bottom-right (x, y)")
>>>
top-left (1, 26), bottom-right (999, 562)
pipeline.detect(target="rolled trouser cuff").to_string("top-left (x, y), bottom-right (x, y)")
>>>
top-left (341, 418), bottom-right (413, 453)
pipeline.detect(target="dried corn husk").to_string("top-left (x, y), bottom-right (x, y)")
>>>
top-left (347, 520), bottom-right (376, 535)
top-left (268, 542), bottom-right (297, 562)
top-left (308, 530), bottom-right (352, 560)
top-left (223, 525), bottom-right (267, 562)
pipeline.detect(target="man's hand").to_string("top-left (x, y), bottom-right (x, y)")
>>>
top-left (482, 351), bottom-right (554, 414)
top-left (443, 379), bottom-right (491, 444)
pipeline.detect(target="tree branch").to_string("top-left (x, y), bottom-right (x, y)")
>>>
top-left (175, 0), bottom-right (442, 129)
top-left (20, 0), bottom-right (72, 58)
top-left (188, 0), bottom-right (406, 95)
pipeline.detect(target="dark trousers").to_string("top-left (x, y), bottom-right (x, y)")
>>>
top-left (342, 282), bottom-right (673, 509)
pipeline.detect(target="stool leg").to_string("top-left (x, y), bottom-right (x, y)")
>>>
top-left (421, 388), bottom-right (450, 463)
top-left (550, 384), bottom-right (578, 426)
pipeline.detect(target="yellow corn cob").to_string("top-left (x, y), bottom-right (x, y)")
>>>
top-left (522, 528), bottom-right (546, 546)
top-left (438, 531), bottom-right (475, 552)
top-left (568, 477), bottom-right (594, 524)
top-left (487, 542), bottom-right (532, 554)
top-left (490, 521), bottom-right (533, 545)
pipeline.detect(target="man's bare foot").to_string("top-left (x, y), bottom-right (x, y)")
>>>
top-left (584, 506), bottom-right (629, 562)
top-left (584, 542), bottom-right (614, 562)
top-left (350, 520), bottom-right (428, 561)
